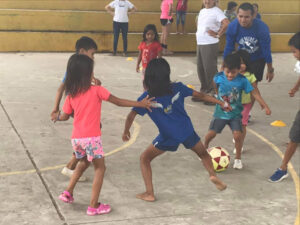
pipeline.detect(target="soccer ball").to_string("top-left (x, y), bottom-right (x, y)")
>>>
top-left (207, 146), bottom-right (230, 172)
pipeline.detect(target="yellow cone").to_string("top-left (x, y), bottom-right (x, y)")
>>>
top-left (187, 84), bottom-right (195, 90)
top-left (271, 120), bottom-right (286, 127)
top-left (127, 57), bottom-right (134, 61)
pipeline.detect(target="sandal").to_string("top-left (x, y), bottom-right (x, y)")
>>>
top-left (59, 191), bottom-right (74, 203)
top-left (86, 203), bottom-right (111, 216)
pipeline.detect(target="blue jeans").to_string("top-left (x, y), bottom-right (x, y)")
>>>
top-left (176, 11), bottom-right (186, 25)
top-left (113, 21), bottom-right (128, 53)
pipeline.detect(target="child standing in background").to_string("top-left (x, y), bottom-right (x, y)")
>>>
top-left (123, 58), bottom-right (228, 202)
top-left (160, 0), bottom-right (174, 55)
top-left (204, 53), bottom-right (271, 170)
top-left (52, 54), bottom-right (154, 215)
top-left (50, 36), bottom-right (100, 181)
top-left (176, 0), bottom-right (188, 34)
top-left (235, 49), bottom-right (271, 154)
top-left (136, 24), bottom-right (162, 79)
top-left (224, 1), bottom-right (237, 22)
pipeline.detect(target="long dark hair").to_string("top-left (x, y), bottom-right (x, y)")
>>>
top-left (143, 58), bottom-right (172, 97)
top-left (142, 24), bottom-right (159, 42)
top-left (236, 49), bottom-right (254, 73)
top-left (65, 54), bottom-right (94, 97)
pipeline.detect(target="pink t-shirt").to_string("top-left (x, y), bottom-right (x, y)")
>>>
top-left (63, 86), bottom-right (111, 139)
top-left (160, 0), bottom-right (173, 19)
top-left (176, 0), bottom-right (187, 11)
top-left (138, 41), bottom-right (163, 69)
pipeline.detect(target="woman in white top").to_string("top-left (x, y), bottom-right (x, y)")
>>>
top-left (193, 0), bottom-right (229, 103)
top-left (105, 0), bottom-right (137, 56)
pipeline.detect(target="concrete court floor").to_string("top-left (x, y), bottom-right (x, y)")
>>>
top-left (0, 52), bottom-right (299, 225)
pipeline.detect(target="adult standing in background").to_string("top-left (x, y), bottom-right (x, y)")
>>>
top-left (194, 0), bottom-right (229, 103)
top-left (160, 0), bottom-right (174, 55)
top-left (223, 3), bottom-right (274, 83)
top-left (105, 0), bottom-right (137, 56)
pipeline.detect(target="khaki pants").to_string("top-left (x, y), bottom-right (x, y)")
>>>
top-left (196, 43), bottom-right (219, 95)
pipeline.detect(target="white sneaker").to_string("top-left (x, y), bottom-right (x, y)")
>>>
top-left (233, 159), bottom-right (243, 169)
top-left (61, 167), bottom-right (87, 182)
top-left (233, 147), bottom-right (244, 154)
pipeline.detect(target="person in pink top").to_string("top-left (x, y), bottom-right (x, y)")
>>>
top-left (160, 0), bottom-right (174, 55)
top-left (52, 54), bottom-right (154, 216)
top-left (176, 0), bottom-right (188, 34)
top-left (136, 24), bottom-right (162, 81)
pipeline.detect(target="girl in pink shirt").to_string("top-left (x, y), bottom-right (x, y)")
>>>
top-left (160, 0), bottom-right (173, 55)
top-left (52, 54), bottom-right (154, 216)
top-left (136, 24), bottom-right (162, 78)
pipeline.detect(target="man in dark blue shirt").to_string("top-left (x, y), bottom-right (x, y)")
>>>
top-left (223, 2), bottom-right (274, 83)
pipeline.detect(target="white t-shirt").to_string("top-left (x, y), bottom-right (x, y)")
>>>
top-left (109, 0), bottom-right (134, 23)
top-left (196, 6), bottom-right (226, 45)
top-left (294, 61), bottom-right (300, 74)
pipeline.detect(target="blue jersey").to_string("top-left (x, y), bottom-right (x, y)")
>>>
top-left (213, 72), bottom-right (253, 120)
top-left (224, 18), bottom-right (272, 63)
top-left (133, 82), bottom-right (195, 142)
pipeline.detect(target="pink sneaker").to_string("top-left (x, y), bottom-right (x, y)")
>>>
top-left (86, 203), bottom-right (111, 216)
top-left (59, 191), bottom-right (74, 203)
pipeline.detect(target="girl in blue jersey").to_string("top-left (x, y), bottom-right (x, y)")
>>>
top-left (122, 58), bottom-right (229, 202)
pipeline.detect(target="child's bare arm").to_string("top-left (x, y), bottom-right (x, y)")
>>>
top-left (51, 83), bottom-right (65, 119)
top-left (157, 49), bottom-right (162, 58)
top-left (108, 94), bottom-right (155, 111)
top-left (168, 3), bottom-right (173, 16)
top-left (122, 110), bottom-right (137, 141)
top-left (136, 50), bottom-right (142, 72)
top-left (251, 87), bottom-right (271, 115)
top-left (289, 76), bottom-right (300, 97)
top-left (128, 6), bottom-right (137, 14)
top-left (192, 91), bottom-right (231, 111)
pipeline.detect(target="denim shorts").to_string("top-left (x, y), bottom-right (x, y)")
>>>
top-left (71, 136), bottom-right (104, 162)
top-left (176, 11), bottom-right (186, 25)
top-left (289, 110), bottom-right (300, 143)
top-left (152, 131), bottom-right (201, 152)
top-left (209, 118), bottom-right (243, 133)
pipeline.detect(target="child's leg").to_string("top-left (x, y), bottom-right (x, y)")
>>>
top-left (190, 141), bottom-right (227, 191)
top-left (66, 157), bottom-right (90, 195)
top-left (176, 11), bottom-right (180, 33)
top-left (204, 130), bottom-right (217, 149)
top-left (65, 153), bottom-right (79, 170)
top-left (280, 141), bottom-right (298, 171)
top-left (90, 157), bottom-right (106, 208)
top-left (137, 144), bottom-right (165, 202)
top-left (233, 130), bottom-right (243, 159)
top-left (181, 12), bottom-right (186, 34)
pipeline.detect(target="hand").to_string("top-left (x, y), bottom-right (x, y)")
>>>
top-left (139, 95), bottom-right (156, 112)
top-left (221, 101), bottom-right (232, 112)
top-left (122, 131), bottom-right (131, 141)
top-left (136, 65), bottom-right (140, 73)
top-left (92, 77), bottom-right (101, 86)
top-left (109, 11), bottom-right (114, 16)
top-left (51, 110), bottom-right (60, 123)
top-left (265, 107), bottom-right (271, 115)
top-left (289, 87), bottom-right (298, 97)
top-left (266, 71), bottom-right (274, 82)
top-left (207, 30), bottom-right (218, 38)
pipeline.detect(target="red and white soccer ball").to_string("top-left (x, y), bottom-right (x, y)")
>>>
top-left (207, 146), bottom-right (230, 172)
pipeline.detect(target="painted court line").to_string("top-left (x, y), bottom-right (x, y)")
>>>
top-left (0, 121), bottom-right (140, 177)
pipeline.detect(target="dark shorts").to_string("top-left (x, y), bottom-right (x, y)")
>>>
top-left (160, 18), bottom-right (174, 26)
top-left (250, 58), bottom-right (266, 82)
top-left (289, 110), bottom-right (300, 143)
top-left (152, 131), bottom-right (200, 152)
top-left (209, 118), bottom-right (243, 133)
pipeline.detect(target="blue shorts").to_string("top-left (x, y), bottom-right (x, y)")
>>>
top-left (152, 131), bottom-right (200, 152)
top-left (209, 118), bottom-right (243, 133)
